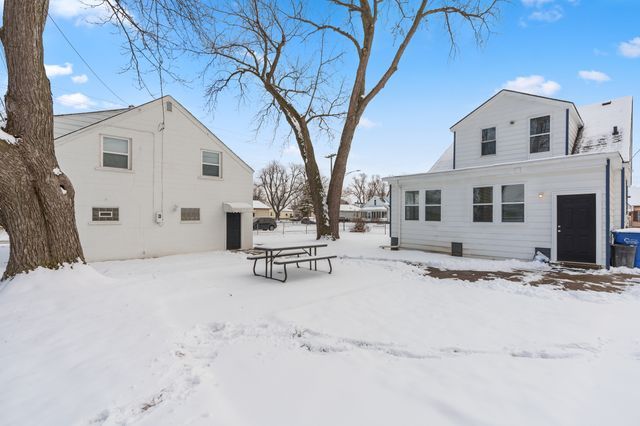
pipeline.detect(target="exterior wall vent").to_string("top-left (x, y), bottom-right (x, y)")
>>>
top-left (451, 242), bottom-right (463, 257)
top-left (166, 101), bottom-right (173, 112)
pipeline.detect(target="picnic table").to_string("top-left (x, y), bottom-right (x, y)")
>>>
top-left (248, 243), bottom-right (336, 283)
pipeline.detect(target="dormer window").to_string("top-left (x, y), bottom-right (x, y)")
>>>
top-left (481, 127), bottom-right (496, 156)
top-left (530, 116), bottom-right (550, 153)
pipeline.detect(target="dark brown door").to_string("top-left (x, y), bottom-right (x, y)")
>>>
top-left (557, 194), bottom-right (596, 263)
top-left (226, 213), bottom-right (241, 250)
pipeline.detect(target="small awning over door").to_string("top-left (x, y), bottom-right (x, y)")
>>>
top-left (223, 202), bottom-right (253, 213)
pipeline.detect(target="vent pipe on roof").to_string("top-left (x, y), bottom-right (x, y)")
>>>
top-left (602, 101), bottom-right (612, 106)
top-left (613, 126), bottom-right (619, 136)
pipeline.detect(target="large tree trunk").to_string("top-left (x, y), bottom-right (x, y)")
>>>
top-left (0, 0), bottom-right (84, 280)
top-left (295, 128), bottom-right (330, 239)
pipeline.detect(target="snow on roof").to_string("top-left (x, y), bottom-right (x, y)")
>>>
top-left (253, 200), bottom-right (270, 210)
top-left (360, 206), bottom-right (388, 212)
top-left (428, 143), bottom-right (454, 173)
top-left (54, 108), bottom-right (130, 139)
top-left (574, 96), bottom-right (633, 161)
top-left (340, 204), bottom-right (361, 212)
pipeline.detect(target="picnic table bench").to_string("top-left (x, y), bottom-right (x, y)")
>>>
top-left (248, 243), bottom-right (336, 283)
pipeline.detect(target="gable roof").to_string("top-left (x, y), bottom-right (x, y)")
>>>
top-left (54, 108), bottom-right (131, 139)
top-left (573, 96), bottom-right (633, 162)
top-left (54, 95), bottom-right (254, 172)
top-left (253, 200), bottom-right (270, 209)
top-left (427, 93), bottom-right (632, 174)
top-left (450, 89), bottom-right (582, 131)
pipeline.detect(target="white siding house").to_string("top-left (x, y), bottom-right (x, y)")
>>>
top-left (360, 196), bottom-right (389, 222)
top-left (385, 90), bottom-right (633, 267)
top-left (54, 96), bottom-right (254, 261)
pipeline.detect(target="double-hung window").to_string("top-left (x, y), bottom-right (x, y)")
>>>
top-left (181, 208), bottom-right (200, 222)
top-left (501, 185), bottom-right (524, 222)
top-left (102, 136), bottom-right (130, 169)
top-left (481, 127), bottom-right (496, 156)
top-left (425, 190), bottom-right (441, 221)
top-left (202, 150), bottom-right (221, 177)
top-left (530, 116), bottom-right (550, 153)
top-left (405, 191), bottom-right (419, 220)
top-left (473, 187), bottom-right (493, 222)
top-left (92, 207), bottom-right (119, 222)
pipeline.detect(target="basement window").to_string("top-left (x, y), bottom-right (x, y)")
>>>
top-left (202, 150), bottom-right (221, 177)
top-left (102, 136), bottom-right (131, 169)
top-left (92, 207), bottom-right (119, 222)
top-left (501, 184), bottom-right (524, 222)
top-left (181, 208), bottom-right (201, 222)
top-left (530, 116), bottom-right (550, 153)
top-left (405, 191), bottom-right (419, 221)
top-left (425, 190), bottom-right (441, 221)
top-left (473, 187), bottom-right (493, 223)
top-left (481, 127), bottom-right (496, 156)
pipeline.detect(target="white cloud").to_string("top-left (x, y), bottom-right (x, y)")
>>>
top-left (49, 0), bottom-right (114, 25)
top-left (71, 74), bottom-right (89, 84)
top-left (357, 117), bottom-right (380, 130)
top-left (45, 62), bottom-right (73, 77)
top-left (502, 75), bottom-right (561, 96)
top-left (56, 93), bottom-right (95, 109)
top-left (529, 6), bottom-right (563, 22)
top-left (578, 70), bottom-right (611, 83)
top-left (619, 37), bottom-right (640, 58)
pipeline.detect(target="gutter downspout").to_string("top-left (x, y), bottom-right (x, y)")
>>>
top-left (565, 108), bottom-right (569, 156)
top-left (621, 167), bottom-right (626, 228)
top-left (453, 132), bottom-right (456, 170)
top-left (606, 159), bottom-right (611, 269)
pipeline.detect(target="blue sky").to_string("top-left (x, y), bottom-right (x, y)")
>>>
top-left (2, 0), bottom-right (639, 181)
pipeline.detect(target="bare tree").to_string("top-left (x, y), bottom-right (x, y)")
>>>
top-left (345, 173), bottom-right (368, 205)
top-left (0, 1), bottom-right (84, 280)
top-left (366, 175), bottom-right (388, 201)
top-left (103, 0), bottom-right (502, 239)
top-left (253, 183), bottom-right (265, 201)
top-left (258, 161), bottom-right (305, 220)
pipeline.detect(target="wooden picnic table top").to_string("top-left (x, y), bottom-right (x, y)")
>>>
top-left (253, 242), bottom-right (328, 252)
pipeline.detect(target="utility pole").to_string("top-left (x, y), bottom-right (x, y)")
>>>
top-left (325, 153), bottom-right (336, 175)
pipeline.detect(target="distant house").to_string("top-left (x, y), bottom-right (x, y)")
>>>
top-left (253, 200), bottom-right (272, 218)
top-left (628, 187), bottom-right (640, 227)
top-left (360, 195), bottom-right (389, 222)
top-left (385, 90), bottom-right (633, 267)
top-left (253, 200), bottom-right (294, 219)
top-left (54, 96), bottom-right (254, 261)
top-left (339, 204), bottom-right (361, 221)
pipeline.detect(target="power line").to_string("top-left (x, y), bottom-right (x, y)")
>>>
top-left (47, 15), bottom-right (129, 106)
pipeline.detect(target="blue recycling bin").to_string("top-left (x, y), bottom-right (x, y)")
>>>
top-left (613, 230), bottom-right (640, 267)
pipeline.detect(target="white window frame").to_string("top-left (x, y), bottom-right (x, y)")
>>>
top-left (472, 186), bottom-right (493, 223)
top-left (201, 149), bottom-right (222, 178)
top-left (424, 189), bottom-right (442, 222)
top-left (404, 190), bottom-right (419, 221)
top-left (101, 135), bottom-right (131, 170)
top-left (529, 115), bottom-right (551, 154)
top-left (501, 184), bottom-right (525, 223)
top-left (481, 127), bottom-right (497, 156)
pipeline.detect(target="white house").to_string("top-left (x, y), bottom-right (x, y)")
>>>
top-left (54, 96), bottom-right (254, 261)
top-left (385, 90), bottom-right (633, 267)
top-left (339, 203), bottom-right (361, 221)
top-left (360, 195), bottom-right (389, 222)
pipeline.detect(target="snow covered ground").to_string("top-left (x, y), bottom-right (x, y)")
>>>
top-left (1, 226), bottom-right (640, 425)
